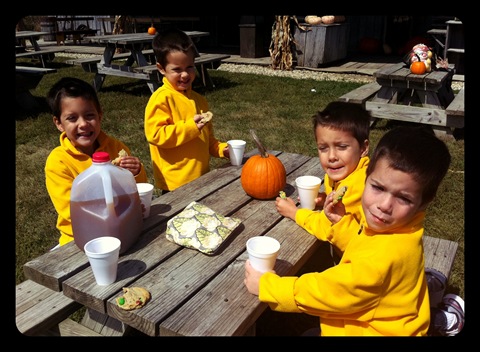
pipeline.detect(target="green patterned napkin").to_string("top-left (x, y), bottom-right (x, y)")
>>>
top-left (166, 201), bottom-right (242, 255)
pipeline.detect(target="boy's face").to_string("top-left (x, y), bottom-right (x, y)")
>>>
top-left (362, 158), bottom-right (425, 233)
top-left (315, 125), bottom-right (368, 183)
top-left (53, 96), bottom-right (102, 156)
top-left (157, 50), bottom-right (196, 92)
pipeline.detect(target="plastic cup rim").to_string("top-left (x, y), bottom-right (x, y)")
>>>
top-left (84, 236), bottom-right (121, 256)
top-left (246, 236), bottom-right (280, 256)
top-left (295, 175), bottom-right (322, 188)
top-left (227, 139), bottom-right (246, 147)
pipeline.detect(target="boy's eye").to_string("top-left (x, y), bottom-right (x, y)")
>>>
top-left (398, 196), bottom-right (413, 204)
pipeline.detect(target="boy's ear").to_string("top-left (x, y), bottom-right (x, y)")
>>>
top-left (157, 62), bottom-right (165, 75)
top-left (361, 139), bottom-right (369, 157)
top-left (53, 116), bottom-right (64, 132)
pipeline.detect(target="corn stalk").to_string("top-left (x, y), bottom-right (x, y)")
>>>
top-left (112, 16), bottom-right (135, 53)
top-left (269, 15), bottom-right (309, 71)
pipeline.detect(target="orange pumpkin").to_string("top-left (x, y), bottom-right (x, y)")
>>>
top-left (241, 130), bottom-right (286, 200)
top-left (410, 54), bottom-right (426, 75)
top-left (148, 26), bottom-right (156, 35)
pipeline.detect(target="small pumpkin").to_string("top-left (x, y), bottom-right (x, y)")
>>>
top-left (147, 25), bottom-right (156, 35)
top-left (305, 16), bottom-right (322, 25)
top-left (321, 16), bottom-right (335, 24)
top-left (410, 54), bottom-right (426, 75)
top-left (241, 130), bottom-right (286, 200)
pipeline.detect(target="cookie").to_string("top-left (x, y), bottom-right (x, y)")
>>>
top-left (332, 186), bottom-right (348, 205)
top-left (116, 286), bottom-right (151, 310)
top-left (112, 149), bottom-right (128, 166)
top-left (200, 111), bottom-right (213, 124)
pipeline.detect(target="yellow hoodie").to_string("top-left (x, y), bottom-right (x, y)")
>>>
top-left (144, 77), bottom-right (227, 191)
top-left (259, 208), bottom-right (430, 336)
top-left (295, 156), bottom-right (369, 255)
top-left (45, 131), bottom-right (147, 246)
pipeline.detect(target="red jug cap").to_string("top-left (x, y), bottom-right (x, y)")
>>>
top-left (92, 151), bottom-right (110, 163)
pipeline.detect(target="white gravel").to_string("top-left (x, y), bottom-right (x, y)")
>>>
top-left (217, 63), bottom-right (375, 84)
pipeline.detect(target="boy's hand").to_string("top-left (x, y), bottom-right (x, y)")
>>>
top-left (117, 155), bottom-right (142, 176)
top-left (324, 191), bottom-right (346, 224)
top-left (244, 260), bottom-right (264, 296)
top-left (275, 195), bottom-right (297, 220)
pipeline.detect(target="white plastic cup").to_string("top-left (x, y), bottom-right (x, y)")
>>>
top-left (246, 236), bottom-right (280, 273)
top-left (136, 183), bottom-right (154, 218)
top-left (84, 236), bottom-right (121, 286)
top-left (295, 176), bottom-right (322, 210)
top-left (227, 139), bottom-right (246, 166)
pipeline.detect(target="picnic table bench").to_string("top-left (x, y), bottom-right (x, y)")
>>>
top-left (16, 48), bottom-right (66, 68)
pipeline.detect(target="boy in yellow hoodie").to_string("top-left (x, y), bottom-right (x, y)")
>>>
top-left (275, 101), bottom-right (371, 259)
top-left (144, 28), bottom-right (229, 193)
top-left (245, 126), bottom-right (452, 336)
top-left (45, 77), bottom-right (147, 247)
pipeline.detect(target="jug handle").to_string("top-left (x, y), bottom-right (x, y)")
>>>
top-left (102, 171), bottom-right (116, 216)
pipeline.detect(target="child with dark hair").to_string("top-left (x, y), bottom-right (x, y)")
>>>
top-left (275, 101), bottom-right (371, 260)
top-left (246, 126), bottom-right (463, 336)
top-left (145, 28), bottom-right (229, 193)
top-left (45, 77), bottom-right (147, 247)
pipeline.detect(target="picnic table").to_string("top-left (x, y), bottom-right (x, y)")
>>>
top-left (338, 62), bottom-right (464, 138)
top-left (15, 30), bottom-right (65, 68)
top-left (76, 31), bottom-right (228, 93)
top-left (20, 149), bottom-right (326, 336)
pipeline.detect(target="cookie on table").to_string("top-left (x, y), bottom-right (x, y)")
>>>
top-left (116, 286), bottom-right (151, 310)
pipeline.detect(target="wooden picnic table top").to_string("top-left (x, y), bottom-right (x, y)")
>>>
top-left (22, 149), bottom-right (326, 336)
top-left (84, 31), bottom-right (209, 46)
top-left (373, 62), bottom-right (454, 91)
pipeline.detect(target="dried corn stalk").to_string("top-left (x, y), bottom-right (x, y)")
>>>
top-left (269, 16), bottom-right (295, 70)
top-left (269, 16), bottom-right (309, 71)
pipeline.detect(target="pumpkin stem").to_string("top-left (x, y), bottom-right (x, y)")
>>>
top-left (250, 129), bottom-right (269, 158)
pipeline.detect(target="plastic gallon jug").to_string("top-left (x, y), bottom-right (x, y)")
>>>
top-left (70, 151), bottom-right (143, 254)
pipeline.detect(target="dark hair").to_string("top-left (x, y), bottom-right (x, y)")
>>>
top-left (367, 126), bottom-right (451, 206)
top-left (312, 101), bottom-right (371, 146)
top-left (152, 28), bottom-right (196, 68)
top-left (47, 77), bottom-right (101, 118)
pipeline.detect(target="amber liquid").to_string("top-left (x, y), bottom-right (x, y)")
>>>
top-left (71, 192), bottom-right (143, 254)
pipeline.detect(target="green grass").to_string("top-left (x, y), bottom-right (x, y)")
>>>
top-left (15, 57), bottom-right (464, 303)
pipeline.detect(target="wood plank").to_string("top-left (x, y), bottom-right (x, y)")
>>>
top-left (365, 101), bottom-right (449, 127)
top-left (423, 236), bottom-right (458, 279)
top-left (15, 48), bottom-right (65, 59)
top-left (44, 318), bottom-right (103, 336)
top-left (16, 66), bottom-right (56, 75)
top-left (337, 82), bottom-right (381, 106)
top-left (16, 280), bottom-right (82, 336)
top-left (445, 87), bottom-right (465, 117)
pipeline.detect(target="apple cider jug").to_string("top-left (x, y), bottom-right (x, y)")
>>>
top-left (70, 151), bottom-right (143, 254)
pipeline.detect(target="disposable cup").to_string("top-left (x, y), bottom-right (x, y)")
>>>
top-left (246, 236), bottom-right (280, 273)
top-left (227, 139), bottom-right (246, 166)
top-left (84, 236), bottom-right (121, 286)
top-left (136, 183), bottom-right (154, 218)
top-left (295, 175), bottom-right (322, 210)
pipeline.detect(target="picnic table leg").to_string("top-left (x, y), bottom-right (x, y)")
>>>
top-left (92, 74), bottom-right (106, 92)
